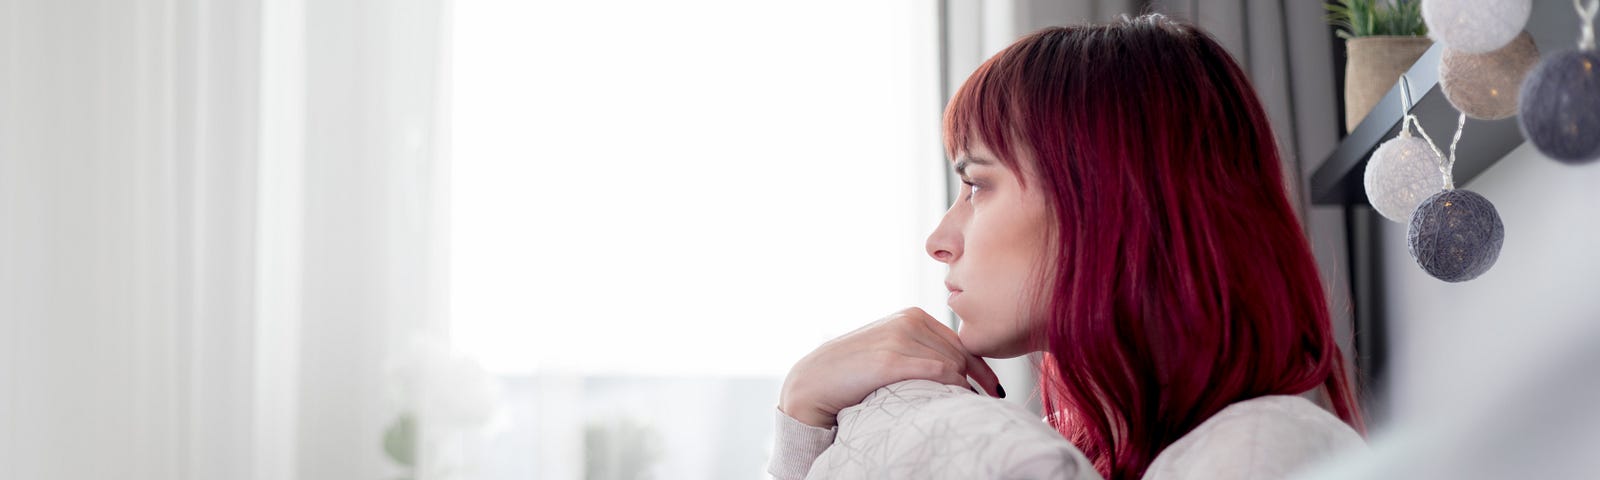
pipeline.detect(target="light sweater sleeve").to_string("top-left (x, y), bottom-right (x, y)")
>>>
top-left (766, 406), bottom-right (836, 480)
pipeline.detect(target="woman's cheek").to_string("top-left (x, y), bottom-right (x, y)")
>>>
top-left (955, 306), bottom-right (1027, 357)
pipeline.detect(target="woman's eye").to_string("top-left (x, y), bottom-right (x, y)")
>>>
top-left (962, 180), bottom-right (981, 201)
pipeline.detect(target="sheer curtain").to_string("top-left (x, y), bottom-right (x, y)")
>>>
top-left (0, 0), bottom-right (462, 479)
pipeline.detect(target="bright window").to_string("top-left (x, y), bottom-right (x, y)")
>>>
top-left (449, 1), bottom-right (945, 477)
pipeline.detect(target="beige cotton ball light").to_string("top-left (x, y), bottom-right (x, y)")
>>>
top-left (1423, 0), bottom-right (1532, 54)
top-left (1364, 130), bottom-right (1446, 223)
top-left (1440, 31), bottom-right (1540, 120)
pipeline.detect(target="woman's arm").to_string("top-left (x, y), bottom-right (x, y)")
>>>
top-left (769, 307), bottom-right (1003, 479)
top-left (777, 307), bottom-right (1000, 428)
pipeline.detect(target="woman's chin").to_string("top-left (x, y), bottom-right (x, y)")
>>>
top-left (956, 326), bottom-right (1030, 359)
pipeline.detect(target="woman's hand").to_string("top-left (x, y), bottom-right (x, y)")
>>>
top-left (778, 307), bottom-right (1002, 428)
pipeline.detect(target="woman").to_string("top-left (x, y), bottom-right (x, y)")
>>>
top-left (772, 13), bottom-right (1365, 480)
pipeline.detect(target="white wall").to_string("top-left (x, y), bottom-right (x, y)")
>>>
top-left (1377, 141), bottom-right (1600, 425)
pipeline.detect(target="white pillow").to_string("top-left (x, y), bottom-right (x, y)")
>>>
top-left (805, 379), bottom-right (1103, 480)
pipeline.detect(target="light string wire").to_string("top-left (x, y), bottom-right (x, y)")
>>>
top-left (1578, 0), bottom-right (1599, 50)
top-left (1397, 74), bottom-right (1465, 191)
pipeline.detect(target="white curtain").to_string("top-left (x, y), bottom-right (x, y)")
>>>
top-left (0, 1), bottom-right (466, 479)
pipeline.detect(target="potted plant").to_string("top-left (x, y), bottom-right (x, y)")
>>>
top-left (1326, 0), bottom-right (1431, 133)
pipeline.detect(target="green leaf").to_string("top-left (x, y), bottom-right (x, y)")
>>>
top-left (1367, 6), bottom-right (1379, 36)
top-left (1326, 0), bottom-right (1426, 38)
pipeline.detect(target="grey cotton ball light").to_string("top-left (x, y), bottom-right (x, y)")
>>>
top-left (1424, 0), bottom-right (1531, 54)
top-left (1440, 31), bottom-right (1539, 120)
top-left (1407, 189), bottom-right (1504, 282)
top-left (1518, 49), bottom-right (1600, 164)
top-left (1364, 134), bottom-right (1446, 223)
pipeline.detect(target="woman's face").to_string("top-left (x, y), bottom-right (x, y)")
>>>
top-left (925, 140), bottom-right (1054, 359)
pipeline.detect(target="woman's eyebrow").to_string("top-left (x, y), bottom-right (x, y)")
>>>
top-left (953, 156), bottom-right (994, 177)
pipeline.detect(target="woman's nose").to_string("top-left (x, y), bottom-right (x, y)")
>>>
top-left (925, 205), bottom-right (962, 264)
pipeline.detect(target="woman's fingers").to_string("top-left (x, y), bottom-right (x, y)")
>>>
top-left (779, 307), bottom-right (1009, 430)
top-left (919, 315), bottom-right (1003, 397)
top-left (900, 308), bottom-right (1003, 398)
top-left (876, 327), bottom-right (976, 392)
top-left (893, 352), bottom-right (970, 390)
top-left (964, 354), bottom-right (1002, 398)
top-left (895, 331), bottom-right (971, 386)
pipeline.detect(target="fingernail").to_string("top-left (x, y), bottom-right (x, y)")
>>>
top-left (997, 384), bottom-right (1007, 399)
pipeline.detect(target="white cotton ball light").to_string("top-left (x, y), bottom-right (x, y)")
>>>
top-left (1423, 0), bottom-right (1532, 54)
top-left (1364, 132), bottom-right (1446, 223)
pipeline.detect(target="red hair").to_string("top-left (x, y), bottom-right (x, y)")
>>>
top-left (943, 14), bottom-right (1364, 480)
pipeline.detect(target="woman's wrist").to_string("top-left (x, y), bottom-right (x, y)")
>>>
top-left (778, 400), bottom-right (836, 429)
